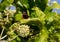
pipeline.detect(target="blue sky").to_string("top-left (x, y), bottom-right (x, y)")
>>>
top-left (50, 0), bottom-right (60, 4)
top-left (0, 0), bottom-right (2, 3)
top-left (57, 0), bottom-right (60, 4)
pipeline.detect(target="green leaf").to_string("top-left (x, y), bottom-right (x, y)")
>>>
top-left (11, 40), bottom-right (16, 42)
top-left (16, 37), bottom-right (21, 42)
top-left (14, 12), bottom-right (22, 22)
top-left (35, 0), bottom-right (48, 11)
top-left (0, 0), bottom-right (10, 11)
top-left (7, 0), bottom-right (14, 4)
top-left (32, 7), bottom-right (45, 22)
top-left (30, 10), bottom-right (38, 18)
top-left (44, 6), bottom-right (53, 14)
top-left (19, 0), bottom-right (29, 8)
top-left (32, 27), bottom-right (48, 42)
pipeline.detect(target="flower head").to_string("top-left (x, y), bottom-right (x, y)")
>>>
top-left (16, 25), bottom-right (30, 37)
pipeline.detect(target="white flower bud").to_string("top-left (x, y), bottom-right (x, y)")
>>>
top-left (16, 25), bottom-right (30, 37)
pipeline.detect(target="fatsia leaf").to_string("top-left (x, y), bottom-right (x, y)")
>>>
top-left (32, 7), bottom-right (45, 22)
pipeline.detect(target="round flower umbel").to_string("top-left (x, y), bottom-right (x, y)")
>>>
top-left (8, 23), bottom-right (30, 37)
top-left (16, 25), bottom-right (30, 37)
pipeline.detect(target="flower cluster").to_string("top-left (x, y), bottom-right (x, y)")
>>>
top-left (9, 23), bottom-right (30, 37)
top-left (16, 25), bottom-right (30, 37)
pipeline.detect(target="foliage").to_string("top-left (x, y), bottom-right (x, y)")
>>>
top-left (0, 0), bottom-right (60, 42)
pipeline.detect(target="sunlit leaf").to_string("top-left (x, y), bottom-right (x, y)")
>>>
top-left (19, 0), bottom-right (29, 8)
top-left (7, 0), bottom-right (14, 4)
